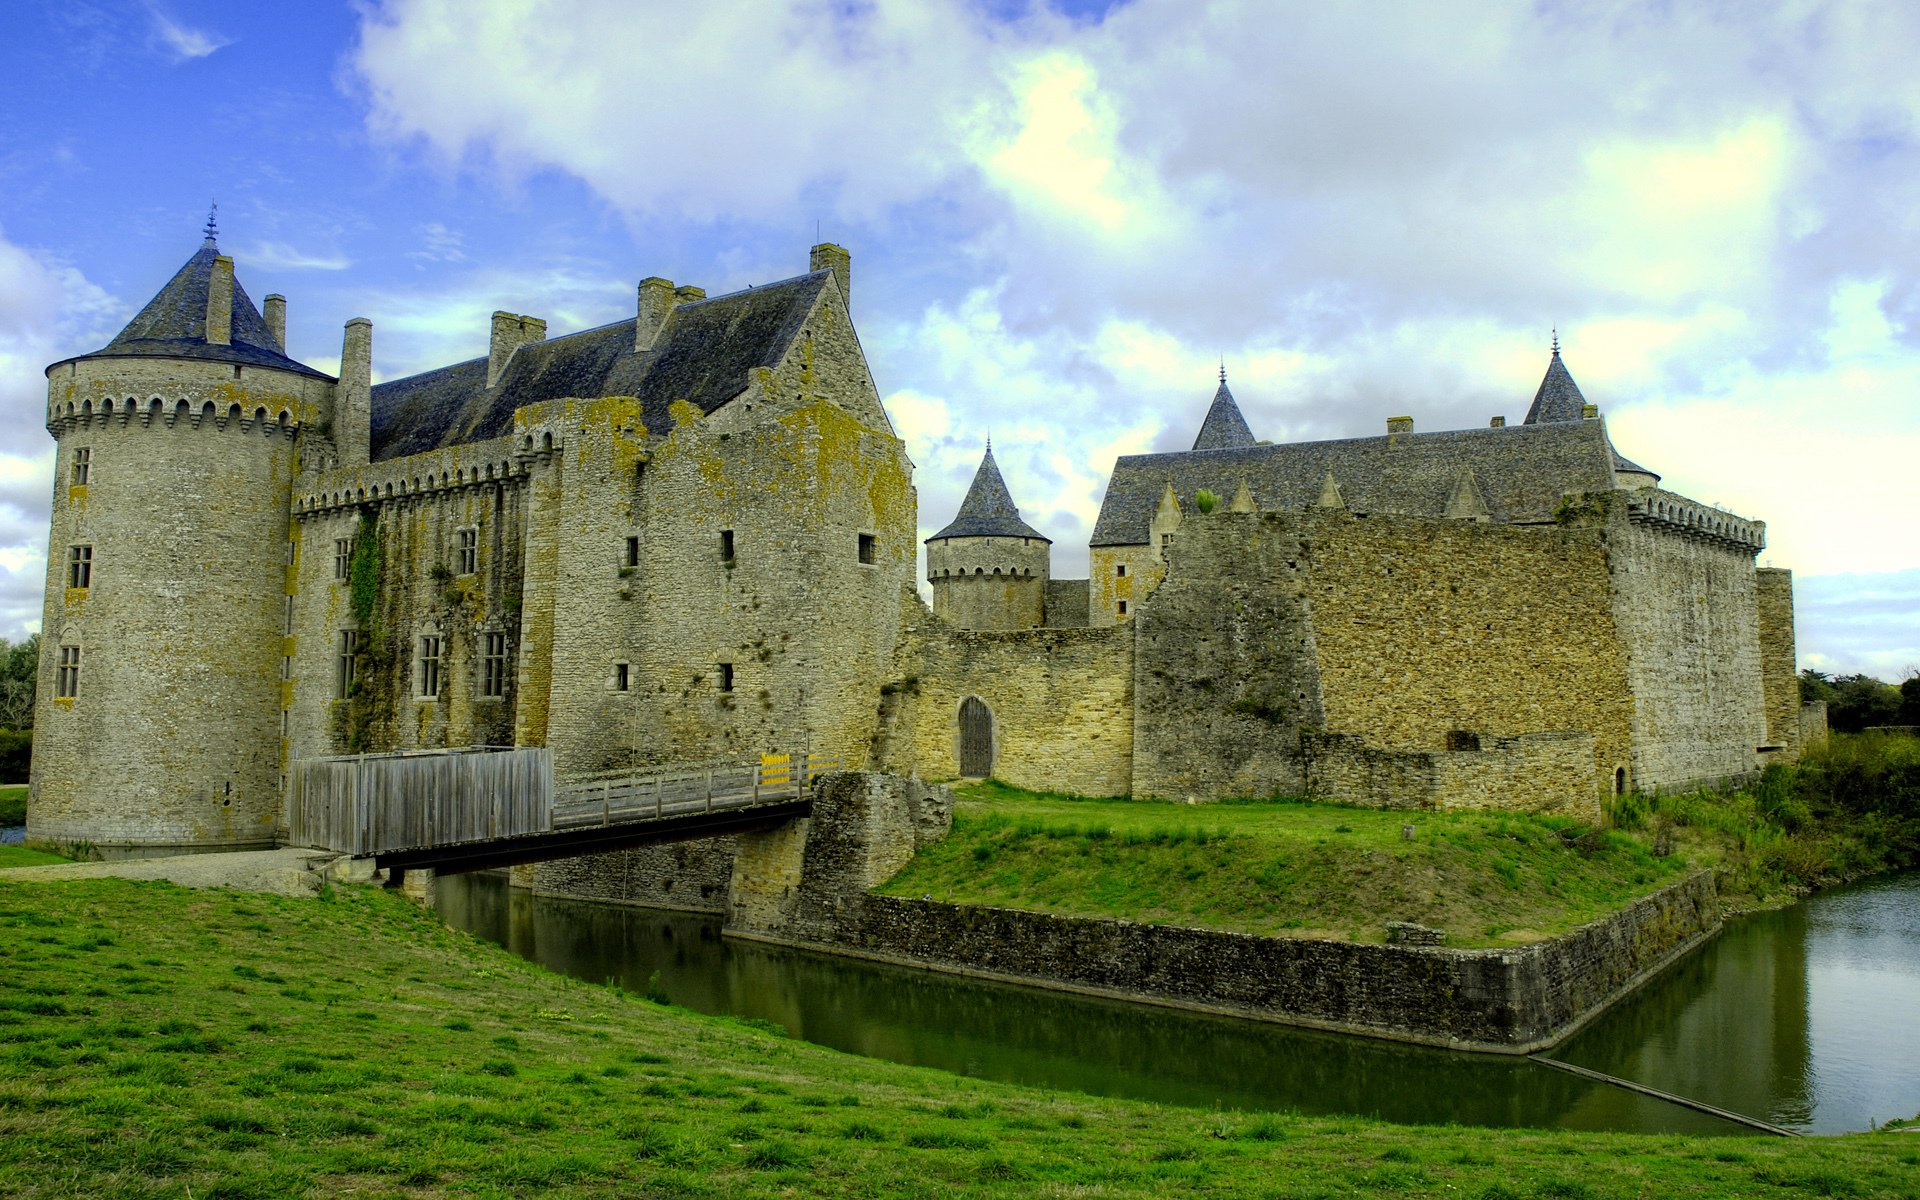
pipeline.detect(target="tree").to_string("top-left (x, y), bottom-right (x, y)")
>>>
top-left (0, 634), bottom-right (36, 730)
top-left (1900, 669), bottom-right (1920, 727)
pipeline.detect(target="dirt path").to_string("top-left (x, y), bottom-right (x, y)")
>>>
top-left (0, 848), bottom-right (345, 897)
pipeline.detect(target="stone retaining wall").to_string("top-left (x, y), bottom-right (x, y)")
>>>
top-left (728, 772), bottom-right (1722, 1053)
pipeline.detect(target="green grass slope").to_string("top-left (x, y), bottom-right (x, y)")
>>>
top-left (0, 875), bottom-right (1913, 1199)
top-left (879, 782), bottom-right (1685, 945)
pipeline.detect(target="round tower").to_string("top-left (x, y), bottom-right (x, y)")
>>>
top-left (29, 225), bottom-right (338, 856)
top-left (926, 443), bottom-right (1051, 630)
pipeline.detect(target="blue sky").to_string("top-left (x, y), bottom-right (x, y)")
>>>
top-left (1, 0), bottom-right (1916, 678)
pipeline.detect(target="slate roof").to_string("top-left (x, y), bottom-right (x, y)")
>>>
top-left (1523, 346), bottom-right (1589, 425)
top-left (1191, 377), bottom-right (1256, 450)
top-left (1523, 345), bottom-right (1658, 481)
top-left (927, 444), bottom-right (1051, 543)
top-left (51, 239), bottom-right (330, 379)
top-left (1089, 419), bottom-right (1620, 546)
top-left (371, 270), bottom-right (832, 461)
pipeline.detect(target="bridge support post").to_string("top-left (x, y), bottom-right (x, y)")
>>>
top-left (396, 866), bottom-right (438, 906)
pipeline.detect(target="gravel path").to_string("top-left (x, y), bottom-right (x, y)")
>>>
top-left (0, 848), bottom-right (345, 897)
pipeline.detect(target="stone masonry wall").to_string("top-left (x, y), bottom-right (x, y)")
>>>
top-left (1609, 517), bottom-right (1767, 790)
top-left (1304, 731), bottom-right (1598, 818)
top-left (1306, 508), bottom-right (1633, 805)
top-left (1754, 567), bottom-right (1802, 762)
top-left (31, 358), bottom-right (332, 853)
top-left (728, 772), bottom-right (1721, 1051)
top-left (885, 599), bottom-right (1134, 796)
top-left (532, 838), bottom-right (738, 914)
top-left (1131, 512), bottom-right (1323, 801)
top-left (288, 436), bottom-right (528, 768)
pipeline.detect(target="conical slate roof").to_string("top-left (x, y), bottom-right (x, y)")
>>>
top-left (926, 444), bottom-right (1050, 543)
top-left (52, 237), bottom-right (329, 379)
top-left (1191, 376), bottom-right (1256, 450)
top-left (1522, 345), bottom-right (1588, 425)
top-left (1520, 342), bottom-right (1658, 481)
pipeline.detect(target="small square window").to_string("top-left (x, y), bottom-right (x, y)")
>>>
top-left (56, 645), bottom-right (81, 698)
top-left (334, 538), bottom-right (352, 580)
top-left (614, 662), bottom-right (630, 692)
top-left (66, 545), bottom-right (92, 589)
top-left (717, 662), bottom-right (734, 692)
top-left (1116, 564), bottom-right (1126, 577)
top-left (71, 447), bottom-right (91, 486)
top-left (1117, 600), bottom-right (1128, 616)
top-left (417, 635), bottom-right (443, 698)
top-left (1160, 533), bottom-right (1173, 553)
top-left (482, 632), bottom-right (509, 698)
top-left (625, 535), bottom-right (640, 568)
top-left (720, 529), bottom-right (735, 562)
top-left (336, 630), bottom-right (359, 699)
top-left (858, 533), bottom-right (876, 564)
top-left (457, 528), bottom-right (478, 575)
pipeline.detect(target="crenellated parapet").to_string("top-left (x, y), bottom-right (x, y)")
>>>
top-left (1624, 488), bottom-right (1764, 554)
top-left (295, 435), bottom-right (534, 517)
top-left (47, 393), bottom-right (303, 440)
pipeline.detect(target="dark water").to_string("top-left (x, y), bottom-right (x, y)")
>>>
top-left (435, 871), bottom-right (1920, 1135)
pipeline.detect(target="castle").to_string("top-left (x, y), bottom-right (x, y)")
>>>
top-left (29, 232), bottom-right (1812, 859)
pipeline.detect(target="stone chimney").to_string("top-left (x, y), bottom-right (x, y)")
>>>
top-left (1489, 415), bottom-right (1506, 428)
top-left (811, 242), bottom-right (850, 305)
top-left (1386, 416), bottom-right (1414, 435)
top-left (488, 312), bottom-right (547, 389)
top-left (263, 294), bottom-right (287, 348)
top-left (635, 277), bottom-right (675, 351)
top-left (1581, 403), bottom-right (1599, 419)
top-left (674, 285), bottom-right (706, 305)
top-left (337, 318), bottom-right (372, 466)
top-left (206, 255), bottom-right (235, 346)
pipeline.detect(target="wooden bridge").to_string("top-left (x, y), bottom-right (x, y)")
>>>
top-left (288, 748), bottom-right (837, 875)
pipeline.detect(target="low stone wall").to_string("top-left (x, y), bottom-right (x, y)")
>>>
top-left (728, 772), bottom-right (1721, 1053)
top-left (1304, 731), bottom-right (1599, 819)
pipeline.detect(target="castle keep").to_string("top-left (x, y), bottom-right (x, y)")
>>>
top-left (29, 235), bottom-right (1807, 859)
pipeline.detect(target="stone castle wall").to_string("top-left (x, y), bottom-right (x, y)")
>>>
top-left (288, 436), bottom-right (530, 769)
top-left (928, 534), bottom-right (1049, 630)
top-left (1755, 567), bottom-right (1802, 761)
top-left (1609, 512), bottom-right (1767, 791)
top-left (1305, 508), bottom-right (1632, 807)
top-left (532, 838), bottom-right (738, 913)
top-left (1131, 512), bottom-right (1323, 801)
top-left (30, 358), bottom-right (332, 854)
top-left (885, 604), bottom-right (1135, 796)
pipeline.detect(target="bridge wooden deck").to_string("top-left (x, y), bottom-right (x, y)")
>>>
top-left (288, 749), bottom-right (836, 875)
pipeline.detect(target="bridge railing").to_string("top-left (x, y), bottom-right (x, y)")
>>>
top-left (289, 746), bottom-right (553, 856)
top-left (551, 751), bottom-right (840, 830)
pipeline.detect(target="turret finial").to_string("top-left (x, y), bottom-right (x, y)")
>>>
top-left (203, 201), bottom-right (219, 248)
top-left (1551, 326), bottom-right (1559, 356)
top-left (1219, 357), bottom-right (1226, 386)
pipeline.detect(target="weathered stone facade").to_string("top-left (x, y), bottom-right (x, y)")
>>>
top-left (29, 233), bottom-right (1803, 865)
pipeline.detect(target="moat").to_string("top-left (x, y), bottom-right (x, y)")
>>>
top-left (435, 870), bottom-right (1920, 1136)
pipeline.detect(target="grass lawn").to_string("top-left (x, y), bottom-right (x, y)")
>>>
top-left (0, 844), bottom-right (68, 868)
top-left (878, 781), bottom-right (1687, 946)
top-left (0, 873), bottom-right (1914, 1199)
top-left (0, 784), bottom-right (26, 827)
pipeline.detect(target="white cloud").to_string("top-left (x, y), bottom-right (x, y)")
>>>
top-left (242, 242), bottom-right (353, 272)
top-left (147, 3), bottom-right (232, 62)
top-left (336, 0), bottom-right (1920, 675)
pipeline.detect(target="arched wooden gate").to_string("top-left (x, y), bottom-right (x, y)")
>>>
top-left (959, 696), bottom-right (993, 778)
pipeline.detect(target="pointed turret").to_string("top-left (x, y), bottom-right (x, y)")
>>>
top-left (1520, 335), bottom-right (1660, 487)
top-left (1191, 368), bottom-right (1256, 451)
top-left (1522, 333), bottom-right (1589, 425)
top-left (59, 235), bottom-right (327, 379)
top-left (927, 444), bottom-right (1050, 543)
top-left (926, 444), bottom-right (1051, 629)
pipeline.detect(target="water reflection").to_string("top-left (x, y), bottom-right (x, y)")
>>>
top-left (436, 875), bottom-right (1743, 1133)
top-left (1557, 873), bottom-right (1920, 1134)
